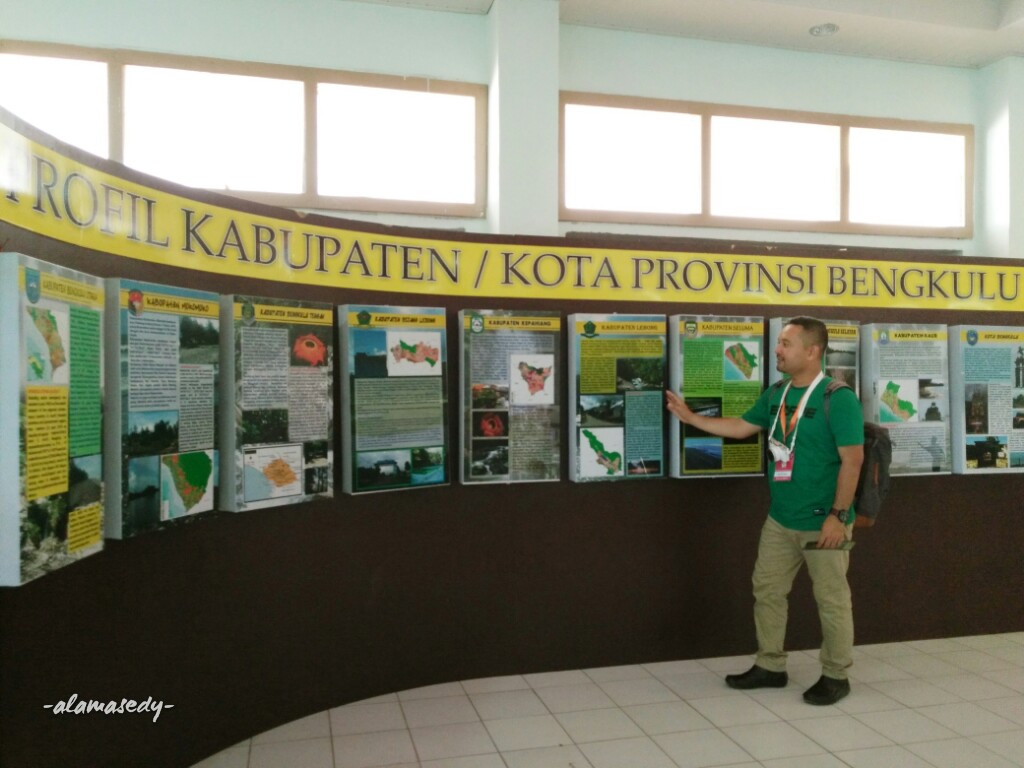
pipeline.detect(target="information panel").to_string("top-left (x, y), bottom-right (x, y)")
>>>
top-left (339, 305), bottom-right (449, 493)
top-left (459, 309), bottom-right (561, 484)
top-left (105, 280), bottom-right (220, 538)
top-left (219, 295), bottom-right (334, 511)
top-left (949, 325), bottom-right (1024, 473)
top-left (767, 317), bottom-right (860, 394)
top-left (861, 324), bottom-right (951, 475)
top-left (669, 315), bottom-right (765, 478)
top-left (568, 314), bottom-right (665, 481)
top-left (1, 253), bottom-right (104, 586)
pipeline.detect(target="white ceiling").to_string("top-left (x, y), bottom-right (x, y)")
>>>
top-left (348, 0), bottom-right (1024, 68)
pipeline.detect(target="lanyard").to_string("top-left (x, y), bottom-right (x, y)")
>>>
top-left (769, 371), bottom-right (825, 449)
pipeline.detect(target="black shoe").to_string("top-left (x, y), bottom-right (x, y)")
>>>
top-left (803, 675), bottom-right (851, 705)
top-left (725, 665), bottom-right (788, 690)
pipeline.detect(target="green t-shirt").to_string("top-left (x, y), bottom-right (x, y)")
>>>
top-left (742, 379), bottom-right (864, 531)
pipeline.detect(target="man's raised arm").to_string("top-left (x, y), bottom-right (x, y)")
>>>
top-left (665, 390), bottom-right (762, 440)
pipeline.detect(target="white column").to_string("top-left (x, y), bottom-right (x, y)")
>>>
top-left (978, 57), bottom-right (1024, 260)
top-left (487, 0), bottom-right (560, 236)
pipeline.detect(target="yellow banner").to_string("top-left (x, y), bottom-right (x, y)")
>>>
top-left (575, 321), bottom-right (665, 334)
top-left (36, 271), bottom-right (103, 308)
top-left (346, 311), bottom-right (445, 328)
top-left (2, 112), bottom-right (1023, 311)
top-left (463, 315), bottom-right (561, 331)
top-left (827, 324), bottom-right (859, 338)
top-left (696, 321), bottom-right (762, 335)
top-left (875, 330), bottom-right (948, 341)
top-left (963, 330), bottom-right (1024, 343)
top-left (233, 302), bottom-right (333, 326)
top-left (120, 289), bottom-right (218, 318)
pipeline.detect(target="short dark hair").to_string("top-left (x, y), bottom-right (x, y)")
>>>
top-left (785, 316), bottom-right (828, 356)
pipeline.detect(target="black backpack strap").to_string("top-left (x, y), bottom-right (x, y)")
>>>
top-left (822, 378), bottom-right (852, 421)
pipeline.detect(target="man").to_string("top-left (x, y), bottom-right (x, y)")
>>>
top-left (666, 317), bottom-right (864, 705)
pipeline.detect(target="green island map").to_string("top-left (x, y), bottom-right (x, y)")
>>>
top-left (724, 343), bottom-right (757, 380)
top-left (881, 381), bottom-right (917, 421)
top-left (161, 452), bottom-right (214, 512)
top-left (26, 307), bottom-right (67, 378)
top-left (581, 429), bottom-right (622, 475)
top-left (391, 339), bottom-right (439, 366)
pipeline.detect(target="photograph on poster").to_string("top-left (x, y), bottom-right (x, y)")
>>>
top-left (471, 441), bottom-right (509, 477)
top-left (615, 357), bottom-right (663, 391)
top-left (965, 435), bottom-right (1008, 469)
top-left (356, 449), bottom-right (413, 488)
top-left (578, 394), bottom-right (626, 426)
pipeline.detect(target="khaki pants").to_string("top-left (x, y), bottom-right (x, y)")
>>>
top-left (751, 516), bottom-right (854, 679)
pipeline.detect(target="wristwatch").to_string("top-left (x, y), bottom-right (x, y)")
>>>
top-left (828, 507), bottom-right (849, 524)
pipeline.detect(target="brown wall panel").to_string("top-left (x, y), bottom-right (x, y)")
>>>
top-left (1, 223), bottom-right (1022, 768)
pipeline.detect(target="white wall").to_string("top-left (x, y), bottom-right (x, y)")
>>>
top-left (1, 0), bottom-right (1017, 255)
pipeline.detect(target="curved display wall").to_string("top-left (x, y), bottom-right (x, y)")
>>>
top-left (1, 107), bottom-right (1022, 768)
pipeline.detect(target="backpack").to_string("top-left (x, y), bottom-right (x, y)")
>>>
top-left (768, 378), bottom-right (892, 527)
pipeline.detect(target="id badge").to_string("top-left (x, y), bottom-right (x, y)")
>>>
top-left (773, 452), bottom-right (795, 482)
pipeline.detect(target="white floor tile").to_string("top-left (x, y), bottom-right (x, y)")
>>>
top-left (191, 633), bottom-right (1024, 768)
top-left (660, 669), bottom-right (746, 700)
top-left (523, 670), bottom-right (592, 689)
top-left (791, 714), bottom-right (893, 752)
top-left (932, 650), bottom-right (1018, 674)
top-left (333, 730), bottom-right (418, 768)
top-left (832, 685), bottom-right (905, 715)
top-left (190, 745), bottom-right (249, 768)
top-left (869, 678), bottom-right (963, 708)
top-left (402, 695), bottom-right (480, 729)
top-left (249, 738), bottom-right (334, 768)
top-left (483, 714), bottom-right (572, 752)
top-left (598, 678), bottom-right (679, 707)
top-left (643, 658), bottom-right (709, 677)
top-left (834, 744), bottom-right (938, 767)
top-left (917, 701), bottom-right (1020, 736)
top-left (854, 708), bottom-right (959, 744)
top-left (554, 708), bottom-right (644, 743)
top-left (410, 722), bottom-right (497, 762)
top-left (747, 690), bottom-right (845, 722)
top-left (534, 682), bottom-right (616, 713)
top-left (886, 653), bottom-right (962, 678)
top-left (460, 675), bottom-right (531, 695)
top-left (972, 730), bottom-right (1024, 766)
top-left (622, 701), bottom-right (714, 735)
top-left (905, 638), bottom-right (974, 654)
top-left (581, 735), bottom-right (679, 768)
top-left (761, 755), bottom-right (851, 768)
top-left (723, 721), bottom-right (826, 761)
top-left (421, 755), bottom-right (506, 768)
top-left (847, 658), bottom-right (915, 684)
top-left (907, 736), bottom-right (1020, 768)
top-left (856, 642), bottom-right (927, 659)
top-left (331, 702), bottom-right (408, 736)
top-left (653, 728), bottom-right (753, 767)
top-left (582, 664), bottom-right (651, 683)
top-left (502, 744), bottom-right (594, 768)
top-left (688, 694), bottom-right (780, 727)
top-left (928, 672), bottom-right (1019, 701)
top-left (400, 682), bottom-right (469, 701)
top-left (470, 689), bottom-right (548, 720)
top-left (986, 669), bottom-right (1024, 694)
top-left (253, 711), bottom-right (331, 744)
top-left (978, 697), bottom-right (1024, 727)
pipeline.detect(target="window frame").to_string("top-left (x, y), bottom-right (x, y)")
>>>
top-left (0, 40), bottom-right (488, 218)
top-left (560, 91), bottom-right (974, 239)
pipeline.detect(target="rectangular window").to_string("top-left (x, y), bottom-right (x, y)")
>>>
top-left (0, 43), bottom-right (487, 217)
top-left (710, 116), bottom-right (840, 222)
top-left (0, 53), bottom-right (108, 158)
top-left (849, 127), bottom-right (967, 228)
top-left (124, 66), bottom-right (305, 193)
top-left (317, 83), bottom-right (477, 205)
top-left (563, 102), bottom-right (701, 215)
top-left (561, 92), bottom-right (972, 238)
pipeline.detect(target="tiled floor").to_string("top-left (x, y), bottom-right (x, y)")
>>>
top-left (192, 632), bottom-right (1024, 768)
